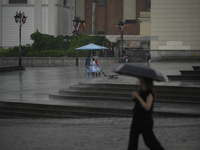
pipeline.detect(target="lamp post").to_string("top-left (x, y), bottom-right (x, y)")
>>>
top-left (118, 20), bottom-right (125, 62)
top-left (73, 16), bottom-right (81, 66)
top-left (64, 35), bottom-right (71, 57)
top-left (14, 11), bottom-right (27, 66)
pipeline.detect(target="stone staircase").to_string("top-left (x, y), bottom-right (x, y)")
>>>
top-left (0, 66), bottom-right (25, 72)
top-left (167, 66), bottom-right (200, 80)
top-left (0, 101), bottom-right (131, 118)
top-left (1, 83), bottom-right (200, 118)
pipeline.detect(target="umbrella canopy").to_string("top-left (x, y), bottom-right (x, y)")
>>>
top-left (75, 43), bottom-right (108, 50)
top-left (114, 64), bottom-right (165, 82)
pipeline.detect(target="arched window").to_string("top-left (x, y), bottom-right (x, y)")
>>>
top-left (9, 0), bottom-right (27, 4)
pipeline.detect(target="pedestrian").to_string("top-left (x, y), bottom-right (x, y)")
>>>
top-left (85, 54), bottom-right (91, 77)
top-left (128, 77), bottom-right (165, 150)
top-left (126, 56), bottom-right (129, 63)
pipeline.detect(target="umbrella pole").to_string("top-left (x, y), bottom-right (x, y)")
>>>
top-left (97, 64), bottom-right (106, 77)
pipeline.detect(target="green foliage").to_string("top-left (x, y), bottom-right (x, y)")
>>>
top-left (30, 30), bottom-right (66, 51)
top-left (26, 50), bottom-right (67, 57)
top-left (0, 30), bottom-right (111, 57)
top-left (0, 45), bottom-right (31, 57)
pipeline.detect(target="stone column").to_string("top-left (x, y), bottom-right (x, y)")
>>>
top-left (34, 0), bottom-right (42, 32)
top-left (92, 1), bottom-right (97, 35)
top-left (48, 0), bottom-right (55, 36)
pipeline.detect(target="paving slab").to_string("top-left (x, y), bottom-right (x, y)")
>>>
top-left (0, 117), bottom-right (199, 150)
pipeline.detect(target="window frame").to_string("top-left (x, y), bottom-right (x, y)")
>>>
top-left (9, 0), bottom-right (28, 4)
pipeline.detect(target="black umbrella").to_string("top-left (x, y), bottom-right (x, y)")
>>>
top-left (113, 64), bottom-right (165, 82)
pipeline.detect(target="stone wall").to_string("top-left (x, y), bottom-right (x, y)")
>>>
top-left (0, 57), bottom-right (118, 67)
top-left (151, 50), bottom-right (200, 60)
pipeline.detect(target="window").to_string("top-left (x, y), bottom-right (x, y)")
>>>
top-left (147, 0), bottom-right (151, 7)
top-left (63, 0), bottom-right (69, 6)
top-left (9, 0), bottom-right (27, 4)
top-left (98, 1), bottom-right (105, 6)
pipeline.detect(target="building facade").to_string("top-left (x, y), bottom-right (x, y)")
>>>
top-left (77, 0), bottom-right (150, 40)
top-left (151, 0), bottom-right (200, 50)
top-left (0, 0), bottom-right (75, 48)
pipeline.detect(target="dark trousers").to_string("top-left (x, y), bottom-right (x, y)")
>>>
top-left (128, 118), bottom-right (164, 150)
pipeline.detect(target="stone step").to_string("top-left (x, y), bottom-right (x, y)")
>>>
top-left (193, 66), bottom-right (200, 70)
top-left (68, 86), bottom-right (200, 96)
top-left (167, 75), bottom-right (200, 81)
top-left (59, 89), bottom-right (131, 98)
top-left (0, 101), bottom-right (132, 118)
top-left (59, 89), bottom-right (200, 101)
top-left (49, 93), bottom-right (131, 101)
top-left (49, 92), bottom-right (200, 104)
top-left (156, 57), bottom-right (200, 62)
top-left (78, 83), bottom-right (200, 92)
top-left (0, 66), bottom-right (25, 72)
top-left (180, 70), bottom-right (200, 76)
top-left (1, 100), bottom-right (199, 118)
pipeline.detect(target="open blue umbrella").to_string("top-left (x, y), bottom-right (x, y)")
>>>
top-left (75, 43), bottom-right (108, 50)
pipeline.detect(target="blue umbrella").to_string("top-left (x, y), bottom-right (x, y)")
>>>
top-left (75, 43), bottom-right (108, 50)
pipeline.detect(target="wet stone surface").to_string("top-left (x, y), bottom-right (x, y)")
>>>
top-left (0, 118), bottom-right (199, 150)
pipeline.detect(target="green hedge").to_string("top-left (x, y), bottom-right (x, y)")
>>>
top-left (0, 30), bottom-right (111, 57)
top-left (26, 50), bottom-right (67, 57)
top-left (0, 45), bottom-right (31, 57)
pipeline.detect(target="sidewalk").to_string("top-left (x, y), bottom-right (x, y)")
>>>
top-left (0, 117), bottom-right (199, 150)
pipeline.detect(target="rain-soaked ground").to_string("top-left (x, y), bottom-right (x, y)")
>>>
top-left (0, 62), bottom-right (200, 115)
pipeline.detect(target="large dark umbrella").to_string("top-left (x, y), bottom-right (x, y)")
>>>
top-left (114, 64), bottom-right (165, 81)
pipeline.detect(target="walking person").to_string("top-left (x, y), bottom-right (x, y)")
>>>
top-left (85, 54), bottom-right (91, 77)
top-left (128, 77), bottom-right (165, 150)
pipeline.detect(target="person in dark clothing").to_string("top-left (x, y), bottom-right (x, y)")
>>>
top-left (85, 55), bottom-right (91, 77)
top-left (128, 77), bottom-right (164, 150)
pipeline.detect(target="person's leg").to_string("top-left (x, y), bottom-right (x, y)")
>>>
top-left (142, 121), bottom-right (164, 150)
top-left (88, 66), bottom-right (91, 77)
top-left (85, 66), bottom-right (87, 77)
top-left (128, 121), bottom-right (140, 150)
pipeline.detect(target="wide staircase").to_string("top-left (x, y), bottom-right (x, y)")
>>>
top-left (0, 83), bottom-right (200, 118)
top-left (167, 66), bottom-right (200, 80)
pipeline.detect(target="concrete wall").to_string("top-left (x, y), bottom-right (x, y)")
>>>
top-left (0, 57), bottom-right (118, 67)
top-left (151, 50), bottom-right (200, 60)
top-left (151, 0), bottom-right (200, 50)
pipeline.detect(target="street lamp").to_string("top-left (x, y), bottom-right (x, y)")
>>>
top-left (73, 16), bottom-right (81, 66)
top-left (64, 35), bottom-right (71, 57)
top-left (14, 11), bottom-right (27, 66)
top-left (118, 20), bottom-right (125, 62)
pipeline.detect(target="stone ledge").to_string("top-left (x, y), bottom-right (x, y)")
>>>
top-left (0, 66), bottom-right (25, 72)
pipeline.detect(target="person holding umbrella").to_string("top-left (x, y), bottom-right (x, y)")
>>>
top-left (114, 64), bottom-right (165, 150)
top-left (128, 77), bottom-right (165, 150)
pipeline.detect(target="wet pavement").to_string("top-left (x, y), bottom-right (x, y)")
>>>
top-left (0, 118), bottom-right (199, 150)
top-left (0, 62), bottom-right (200, 150)
top-left (0, 62), bottom-right (200, 114)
